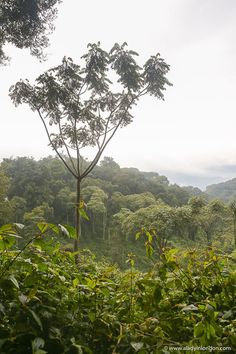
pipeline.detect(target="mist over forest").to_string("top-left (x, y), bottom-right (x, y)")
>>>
top-left (0, 1), bottom-right (235, 353)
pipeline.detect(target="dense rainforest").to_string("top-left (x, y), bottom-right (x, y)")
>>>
top-left (0, 156), bottom-right (235, 353)
top-left (1, 155), bottom-right (235, 267)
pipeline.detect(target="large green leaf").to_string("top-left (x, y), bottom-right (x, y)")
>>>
top-left (37, 223), bottom-right (48, 233)
top-left (194, 322), bottom-right (204, 337)
top-left (9, 274), bottom-right (19, 289)
top-left (29, 310), bottom-right (43, 331)
top-left (58, 224), bottom-right (76, 239)
top-left (79, 207), bottom-right (89, 221)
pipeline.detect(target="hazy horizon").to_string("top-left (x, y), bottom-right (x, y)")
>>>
top-left (2, 152), bottom-right (236, 191)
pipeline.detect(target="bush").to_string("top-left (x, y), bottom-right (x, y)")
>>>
top-left (0, 224), bottom-right (235, 353)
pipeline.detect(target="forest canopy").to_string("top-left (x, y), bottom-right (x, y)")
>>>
top-left (0, 0), bottom-right (61, 64)
top-left (0, 156), bottom-right (235, 267)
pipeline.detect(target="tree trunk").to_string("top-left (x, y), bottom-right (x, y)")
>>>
top-left (102, 210), bottom-right (106, 241)
top-left (234, 212), bottom-right (236, 248)
top-left (206, 230), bottom-right (212, 246)
top-left (74, 177), bottom-right (81, 252)
top-left (189, 227), bottom-right (196, 241)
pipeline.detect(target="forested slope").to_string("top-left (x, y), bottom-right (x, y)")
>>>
top-left (0, 156), bottom-right (235, 267)
top-left (206, 178), bottom-right (236, 203)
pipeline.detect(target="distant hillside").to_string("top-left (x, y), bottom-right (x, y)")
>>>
top-left (206, 177), bottom-right (236, 202)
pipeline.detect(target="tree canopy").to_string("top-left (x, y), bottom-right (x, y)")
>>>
top-left (10, 42), bottom-right (172, 250)
top-left (0, 0), bottom-right (61, 64)
top-left (10, 42), bottom-right (172, 180)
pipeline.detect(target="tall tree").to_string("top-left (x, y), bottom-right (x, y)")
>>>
top-left (0, 167), bottom-right (12, 224)
top-left (198, 200), bottom-right (227, 246)
top-left (229, 201), bottom-right (236, 248)
top-left (2, 157), bottom-right (54, 210)
top-left (10, 42), bottom-right (172, 251)
top-left (0, 0), bottom-right (61, 64)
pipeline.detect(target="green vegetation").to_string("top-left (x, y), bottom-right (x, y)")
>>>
top-left (1, 156), bottom-right (235, 265)
top-left (206, 178), bottom-right (236, 203)
top-left (0, 156), bottom-right (235, 353)
top-left (0, 223), bottom-right (235, 353)
top-left (1, 157), bottom-right (235, 352)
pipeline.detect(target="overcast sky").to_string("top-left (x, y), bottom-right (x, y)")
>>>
top-left (1, 0), bottom-right (236, 189)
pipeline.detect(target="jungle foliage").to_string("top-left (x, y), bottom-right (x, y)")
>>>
top-left (0, 223), bottom-right (235, 353)
top-left (0, 156), bottom-right (235, 269)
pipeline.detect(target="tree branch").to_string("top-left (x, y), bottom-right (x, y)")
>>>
top-left (58, 119), bottom-right (77, 175)
top-left (80, 94), bottom-right (136, 179)
top-left (37, 108), bottom-right (78, 178)
top-left (74, 117), bottom-right (80, 177)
